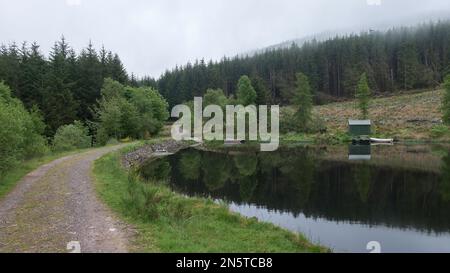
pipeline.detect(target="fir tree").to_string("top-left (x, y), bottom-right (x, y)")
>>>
top-left (292, 72), bottom-right (313, 131)
top-left (356, 73), bottom-right (371, 119)
top-left (236, 75), bottom-right (257, 106)
top-left (75, 41), bottom-right (102, 120)
top-left (43, 37), bottom-right (79, 135)
top-left (251, 75), bottom-right (270, 105)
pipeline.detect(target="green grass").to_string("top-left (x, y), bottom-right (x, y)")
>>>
top-left (0, 148), bottom-right (93, 200)
top-left (92, 146), bottom-right (328, 253)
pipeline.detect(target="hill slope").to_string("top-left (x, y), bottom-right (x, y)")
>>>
top-left (314, 89), bottom-right (446, 141)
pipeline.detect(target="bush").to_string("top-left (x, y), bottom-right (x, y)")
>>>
top-left (280, 107), bottom-right (300, 134)
top-left (0, 82), bottom-right (48, 174)
top-left (0, 101), bottom-right (26, 172)
top-left (22, 107), bottom-right (49, 157)
top-left (123, 170), bottom-right (160, 221)
top-left (95, 79), bottom-right (169, 143)
top-left (106, 138), bottom-right (120, 145)
top-left (308, 115), bottom-right (328, 134)
top-left (53, 121), bottom-right (92, 151)
top-left (430, 125), bottom-right (450, 138)
top-left (280, 107), bottom-right (327, 134)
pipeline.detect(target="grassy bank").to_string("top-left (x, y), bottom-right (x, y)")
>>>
top-left (0, 148), bottom-right (93, 200)
top-left (278, 88), bottom-right (450, 144)
top-left (313, 88), bottom-right (449, 142)
top-left (92, 144), bottom-right (327, 253)
top-left (201, 88), bottom-right (449, 146)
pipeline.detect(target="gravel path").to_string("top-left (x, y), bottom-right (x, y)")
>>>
top-left (0, 145), bottom-right (131, 253)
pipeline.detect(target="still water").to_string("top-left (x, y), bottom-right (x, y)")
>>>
top-left (140, 144), bottom-right (450, 253)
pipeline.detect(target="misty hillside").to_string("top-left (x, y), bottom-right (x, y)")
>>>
top-left (245, 10), bottom-right (450, 56)
top-left (154, 20), bottom-right (450, 107)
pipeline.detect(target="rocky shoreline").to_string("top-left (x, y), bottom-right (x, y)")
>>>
top-left (122, 140), bottom-right (191, 169)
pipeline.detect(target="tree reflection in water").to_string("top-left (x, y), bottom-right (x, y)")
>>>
top-left (140, 146), bottom-right (450, 234)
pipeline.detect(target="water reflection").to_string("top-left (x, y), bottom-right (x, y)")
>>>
top-left (140, 145), bottom-right (450, 252)
top-left (348, 144), bottom-right (371, 161)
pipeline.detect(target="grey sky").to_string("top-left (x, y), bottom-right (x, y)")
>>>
top-left (1, 0), bottom-right (450, 78)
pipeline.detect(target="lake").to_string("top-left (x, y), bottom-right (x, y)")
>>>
top-left (139, 144), bottom-right (450, 253)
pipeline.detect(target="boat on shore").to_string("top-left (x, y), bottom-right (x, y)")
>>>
top-left (352, 136), bottom-right (394, 145)
top-left (370, 138), bottom-right (394, 144)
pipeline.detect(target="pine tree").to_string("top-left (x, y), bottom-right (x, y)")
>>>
top-left (1, 43), bottom-right (21, 96)
top-left (251, 75), bottom-right (270, 105)
top-left (18, 42), bottom-right (47, 109)
top-left (356, 73), bottom-right (371, 119)
top-left (75, 41), bottom-right (102, 120)
top-left (130, 73), bottom-right (138, 87)
top-left (43, 37), bottom-right (79, 135)
top-left (292, 72), bottom-right (313, 131)
top-left (99, 45), bottom-right (108, 79)
top-left (236, 75), bottom-right (257, 106)
top-left (110, 53), bottom-right (128, 84)
top-left (398, 42), bottom-right (420, 90)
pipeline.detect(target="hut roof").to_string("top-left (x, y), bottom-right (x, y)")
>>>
top-left (348, 120), bottom-right (371, 126)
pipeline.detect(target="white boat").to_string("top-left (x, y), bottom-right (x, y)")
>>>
top-left (370, 138), bottom-right (394, 144)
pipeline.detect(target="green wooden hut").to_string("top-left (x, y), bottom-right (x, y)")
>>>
top-left (348, 120), bottom-right (371, 136)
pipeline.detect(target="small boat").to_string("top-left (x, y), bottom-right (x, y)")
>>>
top-left (370, 138), bottom-right (394, 144)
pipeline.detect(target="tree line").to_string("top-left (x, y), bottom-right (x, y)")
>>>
top-left (2, 21), bottom-right (450, 138)
top-left (0, 37), bottom-right (129, 136)
top-left (0, 37), bottom-right (169, 174)
top-left (0, 76), bottom-right (169, 174)
top-left (154, 21), bottom-right (450, 107)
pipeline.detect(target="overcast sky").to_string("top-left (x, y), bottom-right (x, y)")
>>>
top-left (1, 0), bottom-right (450, 78)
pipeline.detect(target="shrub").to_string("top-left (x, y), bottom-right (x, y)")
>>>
top-left (22, 107), bottom-right (49, 157)
top-left (53, 121), bottom-right (92, 151)
top-left (123, 170), bottom-right (160, 221)
top-left (0, 82), bottom-right (48, 174)
top-left (95, 79), bottom-right (169, 143)
top-left (106, 138), bottom-right (120, 145)
top-left (280, 107), bottom-right (300, 134)
top-left (430, 125), bottom-right (450, 138)
top-left (0, 100), bottom-right (26, 172)
top-left (308, 115), bottom-right (328, 134)
top-left (280, 107), bottom-right (327, 134)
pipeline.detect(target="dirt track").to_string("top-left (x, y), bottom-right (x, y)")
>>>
top-left (0, 145), bottom-right (131, 253)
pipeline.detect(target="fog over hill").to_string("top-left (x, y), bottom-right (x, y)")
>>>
top-left (2, 0), bottom-right (450, 78)
top-left (243, 10), bottom-right (450, 57)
